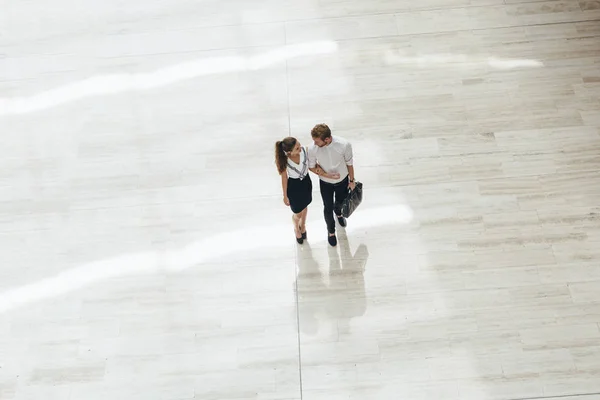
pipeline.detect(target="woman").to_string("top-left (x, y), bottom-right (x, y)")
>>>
top-left (275, 137), bottom-right (338, 244)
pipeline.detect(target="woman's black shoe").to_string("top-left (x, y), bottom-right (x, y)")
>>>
top-left (296, 236), bottom-right (304, 244)
top-left (302, 231), bottom-right (307, 240)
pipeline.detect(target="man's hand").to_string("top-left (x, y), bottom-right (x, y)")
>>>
top-left (348, 180), bottom-right (356, 191)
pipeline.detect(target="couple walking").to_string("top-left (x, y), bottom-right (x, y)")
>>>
top-left (275, 123), bottom-right (356, 247)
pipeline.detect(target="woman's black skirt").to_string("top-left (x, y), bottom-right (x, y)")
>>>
top-left (287, 174), bottom-right (312, 214)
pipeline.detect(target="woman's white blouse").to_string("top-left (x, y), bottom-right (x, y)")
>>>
top-left (286, 147), bottom-right (309, 180)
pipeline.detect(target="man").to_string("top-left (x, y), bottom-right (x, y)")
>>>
top-left (307, 123), bottom-right (356, 247)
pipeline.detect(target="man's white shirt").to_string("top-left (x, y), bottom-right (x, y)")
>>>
top-left (307, 136), bottom-right (353, 184)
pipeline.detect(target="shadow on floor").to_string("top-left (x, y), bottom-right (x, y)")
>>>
top-left (295, 228), bottom-right (369, 336)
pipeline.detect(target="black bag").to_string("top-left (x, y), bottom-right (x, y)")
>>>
top-left (341, 181), bottom-right (363, 218)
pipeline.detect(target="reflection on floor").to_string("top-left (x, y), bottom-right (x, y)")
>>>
top-left (1, 0), bottom-right (600, 399)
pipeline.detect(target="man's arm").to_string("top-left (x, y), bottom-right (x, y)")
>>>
top-left (344, 142), bottom-right (356, 189)
top-left (347, 165), bottom-right (355, 182)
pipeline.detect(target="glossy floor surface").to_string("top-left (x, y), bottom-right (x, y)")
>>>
top-left (2, 0), bottom-right (600, 399)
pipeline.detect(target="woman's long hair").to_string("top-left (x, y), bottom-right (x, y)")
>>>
top-left (275, 137), bottom-right (297, 174)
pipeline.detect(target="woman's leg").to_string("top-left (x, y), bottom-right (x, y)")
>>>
top-left (292, 213), bottom-right (302, 238)
top-left (300, 175), bottom-right (312, 236)
top-left (296, 208), bottom-right (307, 235)
top-left (300, 208), bottom-right (308, 233)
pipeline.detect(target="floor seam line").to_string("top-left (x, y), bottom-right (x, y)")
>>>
top-left (508, 391), bottom-right (600, 400)
top-left (287, 52), bottom-right (304, 399)
top-left (293, 244), bottom-right (304, 400)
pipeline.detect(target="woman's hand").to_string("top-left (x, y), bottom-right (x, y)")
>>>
top-left (283, 196), bottom-right (290, 206)
top-left (327, 172), bottom-right (340, 179)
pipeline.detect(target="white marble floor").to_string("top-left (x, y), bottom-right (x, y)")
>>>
top-left (1, 0), bottom-right (600, 399)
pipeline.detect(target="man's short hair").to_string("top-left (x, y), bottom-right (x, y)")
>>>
top-left (311, 124), bottom-right (332, 141)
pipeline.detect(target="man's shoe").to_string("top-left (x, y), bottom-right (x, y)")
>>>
top-left (328, 234), bottom-right (337, 247)
top-left (336, 215), bottom-right (347, 227)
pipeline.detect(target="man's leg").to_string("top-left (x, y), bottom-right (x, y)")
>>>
top-left (333, 176), bottom-right (350, 225)
top-left (319, 180), bottom-right (336, 235)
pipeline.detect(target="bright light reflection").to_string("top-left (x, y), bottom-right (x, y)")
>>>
top-left (0, 204), bottom-right (412, 314)
top-left (384, 50), bottom-right (544, 69)
top-left (0, 41), bottom-right (338, 116)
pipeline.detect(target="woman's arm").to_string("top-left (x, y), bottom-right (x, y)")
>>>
top-left (309, 164), bottom-right (335, 178)
top-left (306, 148), bottom-right (338, 178)
top-left (281, 169), bottom-right (288, 195)
top-left (281, 170), bottom-right (290, 205)
top-left (310, 164), bottom-right (338, 178)
top-left (309, 164), bottom-right (325, 177)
